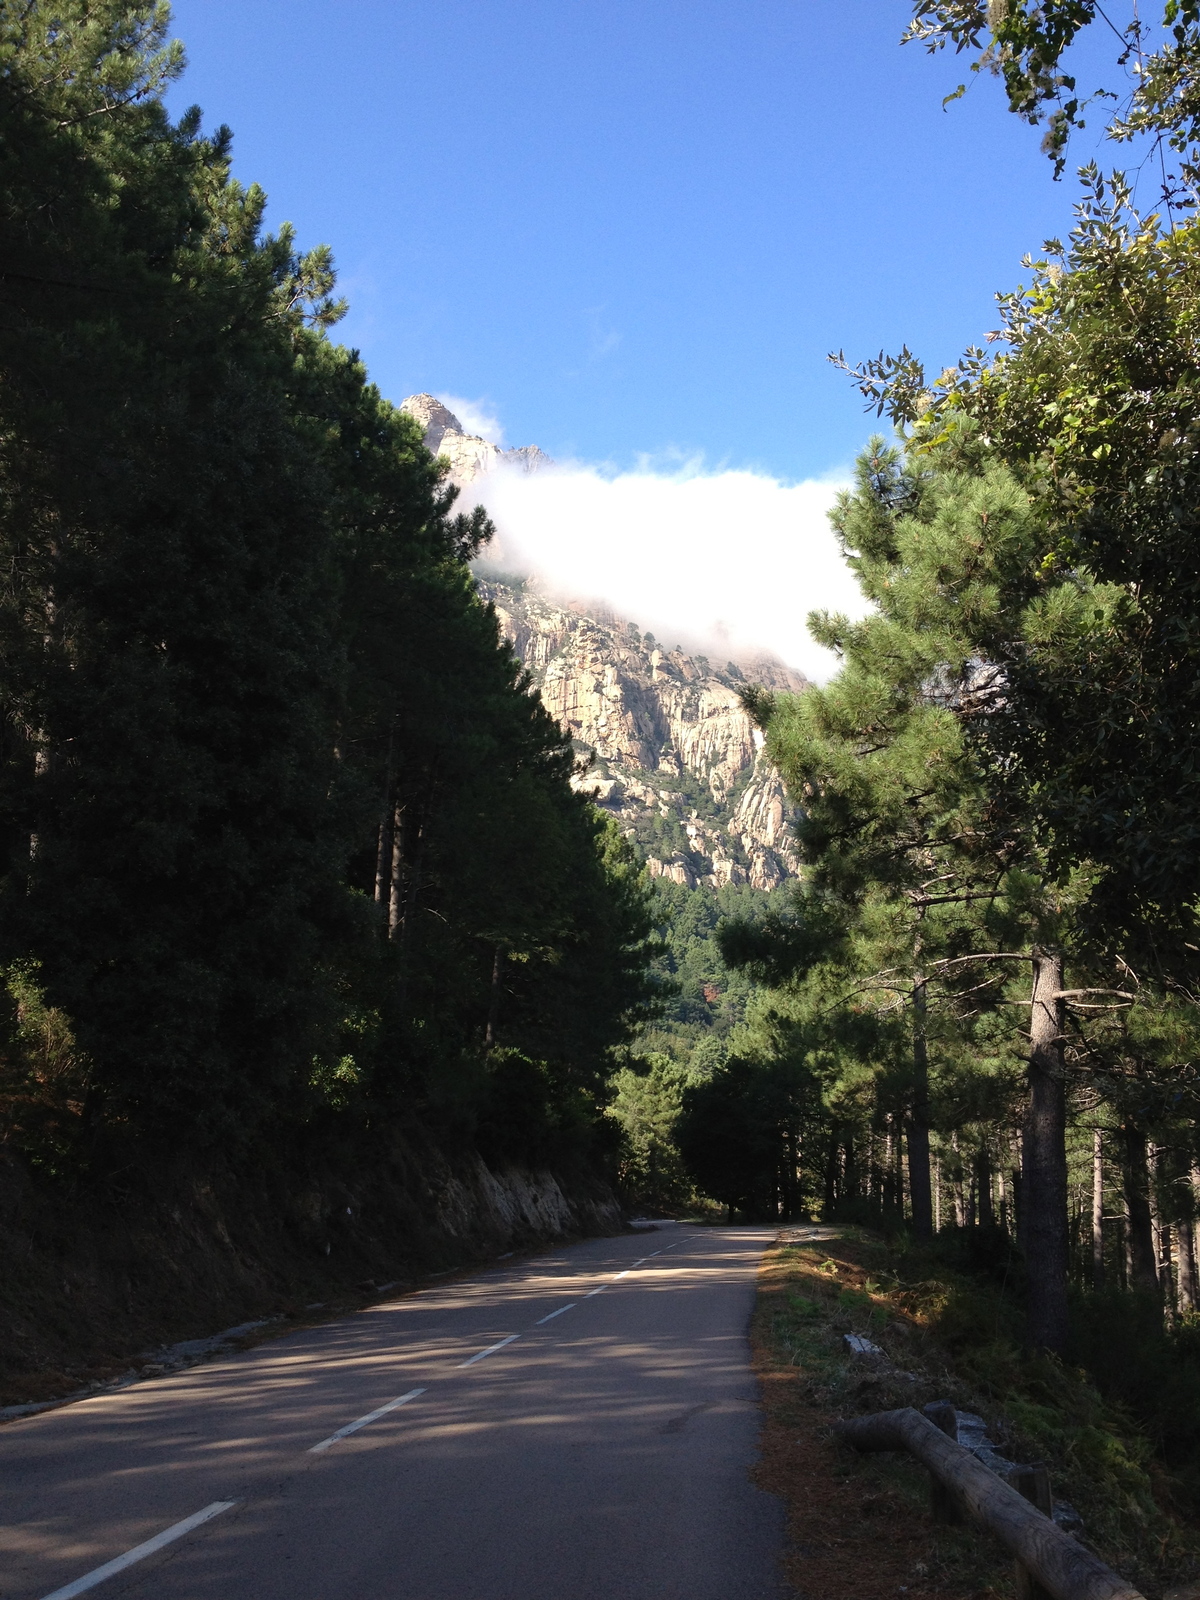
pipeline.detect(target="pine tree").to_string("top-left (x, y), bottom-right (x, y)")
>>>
top-left (0, 1), bottom-right (660, 1182)
top-left (727, 433), bottom-right (1137, 1351)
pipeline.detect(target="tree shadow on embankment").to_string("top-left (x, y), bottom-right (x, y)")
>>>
top-left (0, 1137), bottom-right (620, 1414)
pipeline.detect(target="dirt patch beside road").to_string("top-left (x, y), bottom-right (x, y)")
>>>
top-left (751, 1228), bottom-right (1009, 1600)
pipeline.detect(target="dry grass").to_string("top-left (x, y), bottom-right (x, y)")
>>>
top-left (751, 1226), bottom-right (1200, 1600)
top-left (752, 1230), bottom-right (1024, 1600)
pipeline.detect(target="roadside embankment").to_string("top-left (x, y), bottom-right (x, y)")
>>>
top-left (752, 1229), bottom-right (1200, 1600)
top-left (0, 1132), bottom-right (621, 1412)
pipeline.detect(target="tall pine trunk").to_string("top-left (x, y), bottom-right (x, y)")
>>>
top-left (950, 1132), bottom-right (966, 1228)
top-left (824, 1129), bottom-right (838, 1218)
top-left (1152, 1144), bottom-right (1174, 1313)
top-left (374, 723), bottom-right (396, 906)
top-left (1185, 1167), bottom-right (1200, 1311)
top-left (907, 973), bottom-right (934, 1239)
top-left (387, 800), bottom-right (404, 938)
top-left (1023, 950), bottom-right (1069, 1355)
top-left (1122, 1122), bottom-right (1160, 1296)
top-left (1092, 1128), bottom-right (1105, 1290)
top-left (1180, 1217), bottom-right (1198, 1314)
top-left (977, 1146), bottom-right (994, 1228)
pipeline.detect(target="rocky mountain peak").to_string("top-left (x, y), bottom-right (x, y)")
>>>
top-left (400, 393), bottom-right (463, 455)
top-left (479, 576), bottom-right (806, 891)
top-left (402, 392), bottom-right (808, 890)
top-left (400, 393), bottom-right (551, 488)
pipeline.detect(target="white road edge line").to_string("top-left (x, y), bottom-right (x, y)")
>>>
top-left (39, 1500), bottom-right (237, 1600)
top-left (308, 1387), bottom-right (426, 1452)
top-left (535, 1304), bottom-right (576, 1324)
top-left (458, 1334), bottom-right (520, 1367)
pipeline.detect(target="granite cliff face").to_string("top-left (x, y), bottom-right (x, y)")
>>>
top-left (401, 394), bottom-right (551, 487)
top-left (478, 579), bottom-right (805, 891)
top-left (400, 396), bottom-right (806, 890)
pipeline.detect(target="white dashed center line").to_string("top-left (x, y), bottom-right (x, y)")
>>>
top-left (309, 1387), bottom-right (426, 1452)
top-left (38, 1234), bottom-right (721, 1600)
top-left (535, 1303), bottom-right (576, 1324)
top-left (40, 1501), bottom-right (238, 1600)
top-left (458, 1334), bottom-right (520, 1367)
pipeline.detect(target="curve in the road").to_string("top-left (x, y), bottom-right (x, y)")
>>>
top-left (2, 1226), bottom-right (790, 1600)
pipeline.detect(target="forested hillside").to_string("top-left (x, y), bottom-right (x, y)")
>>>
top-left (468, 574), bottom-right (804, 1212)
top-left (0, 1), bottom-right (660, 1393)
top-left (468, 578), bottom-right (799, 1209)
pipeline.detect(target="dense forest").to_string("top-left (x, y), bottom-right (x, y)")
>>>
top-left (0, 1), bottom-right (658, 1227)
top-left (18, 4), bottom-right (1200, 1485)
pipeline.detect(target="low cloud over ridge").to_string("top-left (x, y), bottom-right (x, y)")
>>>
top-left (436, 394), bottom-right (505, 445)
top-left (470, 455), bottom-right (866, 681)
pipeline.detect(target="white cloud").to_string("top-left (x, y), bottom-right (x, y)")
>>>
top-left (470, 456), bottom-right (869, 681)
top-left (437, 394), bottom-right (505, 445)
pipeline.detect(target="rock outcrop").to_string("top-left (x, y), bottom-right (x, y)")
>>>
top-left (400, 393), bottom-right (551, 487)
top-left (479, 579), bottom-right (805, 891)
top-left (400, 394), bottom-right (807, 890)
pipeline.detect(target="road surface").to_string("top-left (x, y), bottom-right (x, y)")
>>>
top-left (0, 1224), bottom-right (789, 1599)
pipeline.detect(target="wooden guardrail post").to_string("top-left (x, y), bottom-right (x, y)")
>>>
top-left (834, 1408), bottom-right (1144, 1600)
top-left (925, 1401), bottom-right (962, 1525)
top-left (1015, 1464), bottom-right (1055, 1600)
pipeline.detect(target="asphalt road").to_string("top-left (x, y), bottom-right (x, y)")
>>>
top-left (0, 1224), bottom-right (790, 1600)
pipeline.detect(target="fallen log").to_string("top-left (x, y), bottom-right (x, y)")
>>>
top-left (834, 1408), bottom-right (1143, 1600)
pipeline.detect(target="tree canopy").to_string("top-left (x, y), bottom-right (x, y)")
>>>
top-left (905, 0), bottom-right (1200, 189)
top-left (0, 0), bottom-right (658, 1182)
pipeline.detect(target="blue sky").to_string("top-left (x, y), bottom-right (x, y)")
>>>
top-left (166, 0), bottom-right (1124, 480)
top-left (167, 1), bottom-right (1129, 670)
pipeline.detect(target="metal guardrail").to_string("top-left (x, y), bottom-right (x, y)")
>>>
top-left (834, 1406), bottom-right (1143, 1600)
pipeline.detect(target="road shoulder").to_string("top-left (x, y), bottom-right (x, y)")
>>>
top-left (750, 1229), bottom-right (1008, 1600)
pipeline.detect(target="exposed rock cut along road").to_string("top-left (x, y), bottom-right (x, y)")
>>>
top-left (0, 1226), bottom-right (788, 1600)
